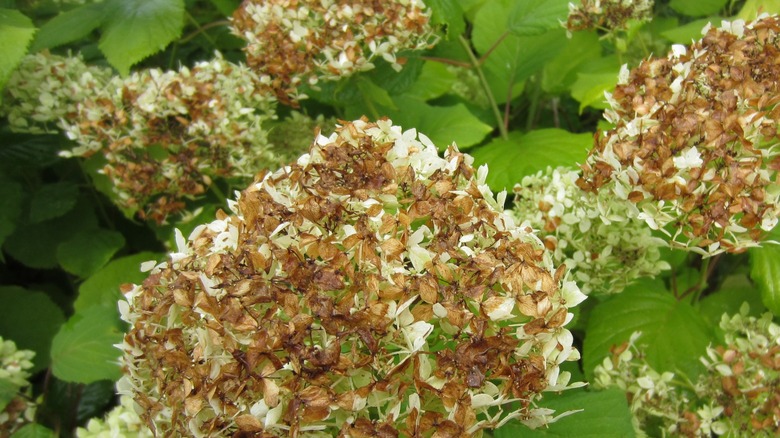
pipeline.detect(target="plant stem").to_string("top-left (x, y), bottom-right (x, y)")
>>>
top-left (185, 12), bottom-right (218, 47)
top-left (458, 35), bottom-right (508, 140)
top-left (180, 19), bottom-right (232, 45)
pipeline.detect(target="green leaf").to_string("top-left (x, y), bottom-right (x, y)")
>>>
top-left (542, 31), bottom-right (602, 94)
top-left (699, 275), bottom-right (766, 329)
top-left (570, 70), bottom-right (620, 112)
top-left (669, 0), bottom-right (728, 17)
top-left (50, 306), bottom-right (124, 384)
top-left (75, 251), bottom-right (162, 314)
top-left (76, 380), bottom-right (116, 424)
top-left (0, 378), bottom-right (16, 411)
top-left (749, 236), bottom-right (780, 315)
top-left (30, 2), bottom-right (106, 52)
top-left (494, 388), bottom-right (634, 437)
top-left (4, 196), bottom-right (98, 269)
top-left (405, 61), bottom-right (457, 101)
top-left (29, 182), bottom-right (80, 223)
top-left (0, 286), bottom-right (66, 373)
top-left (99, 0), bottom-right (185, 75)
top-left (387, 96), bottom-right (492, 150)
top-left (367, 56), bottom-right (424, 97)
top-left (356, 77), bottom-right (397, 111)
top-left (10, 424), bottom-right (57, 438)
top-left (56, 229), bottom-right (125, 278)
top-left (508, 0), bottom-right (569, 37)
top-left (583, 280), bottom-right (714, 381)
top-left (208, 0), bottom-right (240, 16)
top-left (470, 129), bottom-right (592, 192)
top-left (0, 9), bottom-right (35, 96)
top-left (737, 0), bottom-right (780, 20)
top-left (660, 18), bottom-right (719, 44)
top-left (427, 0), bottom-right (465, 39)
top-left (0, 180), bottom-right (23, 258)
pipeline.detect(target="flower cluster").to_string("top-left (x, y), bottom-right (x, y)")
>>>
top-left (512, 167), bottom-right (668, 295)
top-left (0, 337), bottom-right (36, 436)
top-left (565, 0), bottom-right (654, 33)
top-left (118, 118), bottom-right (585, 436)
top-left (579, 15), bottom-right (780, 255)
top-left (1, 52), bottom-right (112, 134)
top-left (230, 0), bottom-right (438, 105)
top-left (594, 305), bottom-right (780, 436)
top-left (76, 395), bottom-right (153, 438)
top-left (60, 54), bottom-right (278, 223)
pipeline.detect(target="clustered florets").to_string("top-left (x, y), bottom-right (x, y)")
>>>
top-left (594, 305), bottom-right (780, 437)
top-left (565, 0), bottom-right (654, 33)
top-left (0, 337), bottom-right (36, 436)
top-left (0, 51), bottom-right (113, 134)
top-left (230, 0), bottom-right (437, 105)
top-left (119, 118), bottom-right (585, 437)
top-left (512, 167), bottom-right (669, 295)
top-left (579, 15), bottom-right (780, 255)
top-left (58, 53), bottom-right (279, 223)
top-left (76, 395), bottom-right (153, 438)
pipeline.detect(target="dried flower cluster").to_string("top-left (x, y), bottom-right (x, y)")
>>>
top-left (231, 0), bottom-right (437, 105)
top-left (0, 337), bottom-right (36, 436)
top-left (60, 53), bottom-right (278, 223)
top-left (1, 52), bottom-right (112, 134)
top-left (579, 16), bottom-right (780, 255)
top-left (565, 0), bottom-right (654, 33)
top-left (119, 118), bottom-right (586, 437)
top-left (76, 395), bottom-right (153, 438)
top-left (512, 167), bottom-right (668, 295)
top-left (594, 305), bottom-right (780, 437)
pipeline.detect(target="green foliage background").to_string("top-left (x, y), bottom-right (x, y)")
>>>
top-left (0, 0), bottom-right (778, 436)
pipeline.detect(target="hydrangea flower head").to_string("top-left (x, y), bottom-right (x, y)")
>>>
top-left (119, 118), bottom-right (585, 436)
top-left (61, 53), bottom-right (278, 223)
top-left (579, 15), bottom-right (780, 255)
top-left (565, 0), bottom-right (654, 33)
top-left (231, 0), bottom-right (438, 105)
top-left (512, 167), bottom-right (668, 295)
top-left (0, 337), bottom-right (36, 436)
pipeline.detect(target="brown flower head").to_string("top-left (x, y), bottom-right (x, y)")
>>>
top-left (118, 118), bottom-right (585, 436)
top-left (579, 15), bottom-right (780, 255)
top-left (231, 0), bottom-right (438, 105)
top-left (565, 0), bottom-right (654, 33)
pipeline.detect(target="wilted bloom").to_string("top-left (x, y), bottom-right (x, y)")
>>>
top-left (565, 0), bottom-right (654, 33)
top-left (512, 167), bottom-right (668, 295)
top-left (60, 53), bottom-right (278, 223)
top-left (119, 118), bottom-right (585, 437)
top-left (0, 337), bottom-right (36, 436)
top-left (231, 0), bottom-right (438, 105)
top-left (579, 15), bottom-right (780, 255)
top-left (1, 52), bottom-right (112, 134)
top-left (76, 394), bottom-right (153, 438)
top-left (594, 305), bottom-right (780, 436)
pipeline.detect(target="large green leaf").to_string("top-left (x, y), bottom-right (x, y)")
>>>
top-left (698, 275), bottom-right (766, 330)
top-left (669, 0), bottom-right (728, 17)
top-left (56, 229), bottom-right (125, 278)
top-left (583, 280), bottom-right (714, 381)
top-left (749, 233), bottom-right (780, 315)
top-left (50, 306), bottom-right (124, 384)
top-left (0, 286), bottom-right (65, 373)
top-left (542, 31), bottom-right (602, 94)
top-left (508, 0), bottom-right (569, 37)
top-left (737, 0), bottom-right (780, 19)
top-left (387, 96), bottom-right (492, 150)
top-left (29, 182), bottom-right (79, 224)
top-left (570, 71), bottom-right (619, 112)
top-left (661, 18), bottom-right (720, 44)
top-left (470, 129), bottom-right (592, 192)
top-left (4, 197), bottom-right (98, 269)
top-left (405, 61), bottom-right (457, 101)
top-left (74, 251), bottom-right (162, 313)
top-left (494, 388), bottom-right (634, 437)
top-left (427, 0), bottom-right (465, 39)
top-left (10, 424), bottom-right (57, 438)
top-left (209, 0), bottom-right (241, 16)
top-left (0, 8), bottom-right (35, 95)
top-left (31, 2), bottom-right (106, 51)
top-left (99, 0), bottom-right (185, 75)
